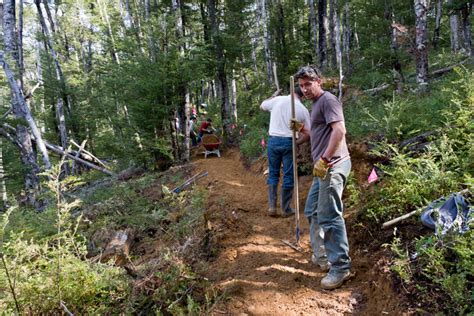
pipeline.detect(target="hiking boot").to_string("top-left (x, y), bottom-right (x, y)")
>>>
top-left (280, 187), bottom-right (294, 217)
top-left (321, 270), bottom-right (351, 290)
top-left (268, 185), bottom-right (278, 217)
top-left (312, 254), bottom-right (330, 272)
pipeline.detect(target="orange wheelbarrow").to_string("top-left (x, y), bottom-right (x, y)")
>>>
top-left (201, 134), bottom-right (221, 158)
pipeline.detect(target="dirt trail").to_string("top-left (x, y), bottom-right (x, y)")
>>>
top-left (192, 148), bottom-right (401, 315)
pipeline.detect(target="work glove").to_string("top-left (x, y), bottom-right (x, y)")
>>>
top-left (313, 157), bottom-right (330, 178)
top-left (289, 118), bottom-right (304, 132)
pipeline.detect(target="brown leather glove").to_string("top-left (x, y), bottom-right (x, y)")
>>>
top-left (289, 118), bottom-right (304, 132)
top-left (313, 157), bottom-right (330, 178)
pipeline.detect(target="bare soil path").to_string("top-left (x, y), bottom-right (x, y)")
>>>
top-left (192, 148), bottom-right (402, 315)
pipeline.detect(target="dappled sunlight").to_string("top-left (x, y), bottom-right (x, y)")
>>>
top-left (222, 180), bottom-right (245, 187)
top-left (220, 278), bottom-right (280, 288)
top-left (256, 264), bottom-right (320, 278)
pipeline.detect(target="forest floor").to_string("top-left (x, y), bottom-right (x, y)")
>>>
top-left (189, 147), bottom-right (407, 315)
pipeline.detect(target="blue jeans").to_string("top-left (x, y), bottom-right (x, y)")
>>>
top-left (304, 159), bottom-right (351, 273)
top-left (267, 136), bottom-right (293, 188)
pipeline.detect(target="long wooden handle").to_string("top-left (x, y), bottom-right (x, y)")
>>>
top-left (290, 76), bottom-right (300, 242)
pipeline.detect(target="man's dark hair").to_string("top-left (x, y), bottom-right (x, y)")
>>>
top-left (294, 86), bottom-right (304, 98)
top-left (294, 65), bottom-right (322, 81)
top-left (206, 118), bottom-right (212, 122)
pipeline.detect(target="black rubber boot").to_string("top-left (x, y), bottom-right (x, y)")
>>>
top-left (281, 187), bottom-right (295, 217)
top-left (268, 185), bottom-right (278, 217)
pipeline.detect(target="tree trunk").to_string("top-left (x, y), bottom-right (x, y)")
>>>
top-left (35, 27), bottom-right (46, 133)
top-left (390, 8), bottom-right (404, 94)
top-left (0, 138), bottom-right (8, 211)
top-left (432, 0), bottom-right (442, 49)
top-left (460, 3), bottom-right (472, 56)
top-left (318, 0), bottom-right (328, 70)
top-left (342, 2), bottom-right (351, 72)
top-left (231, 70), bottom-right (237, 123)
top-left (144, 0), bottom-right (156, 61)
top-left (414, 0), bottom-right (429, 87)
top-left (120, 0), bottom-right (132, 29)
top-left (208, 0), bottom-right (232, 142)
top-left (448, 0), bottom-right (460, 53)
top-left (56, 98), bottom-right (68, 152)
top-left (332, 0), bottom-right (343, 100)
top-left (35, 0), bottom-right (69, 171)
top-left (42, 0), bottom-right (56, 33)
top-left (276, 1), bottom-right (288, 77)
top-left (169, 113), bottom-right (179, 161)
top-left (0, 52), bottom-right (51, 170)
top-left (17, 0), bottom-right (24, 90)
top-left (172, 0), bottom-right (190, 162)
top-left (260, 0), bottom-right (273, 85)
top-left (309, 0), bottom-right (319, 63)
top-left (132, 0), bottom-right (145, 54)
top-left (96, 0), bottom-right (120, 64)
top-left (329, 0), bottom-right (336, 69)
top-left (354, 20), bottom-right (360, 50)
top-left (3, 0), bottom-right (51, 199)
top-left (0, 55), bottom-right (46, 210)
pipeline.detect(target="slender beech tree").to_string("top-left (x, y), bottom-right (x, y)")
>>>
top-left (0, 52), bottom-right (50, 209)
top-left (208, 0), bottom-right (232, 142)
top-left (0, 138), bottom-right (7, 211)
top-left (448, 0), bottom-right (460, 53)
top-left (231, 70), bottom-right (237, 123)
top-left (329, 0), bottom-right (336, 69)
top-left (318, 0), bottom-right (328, 70)
top-left (35, 0), bottom-right (69, 172)
top-left (459, 2), bottom-right (472, 56)
top-left (172, 0), bottom-right (191, 162)
top-left (260, 0), bottom-right (273, 85)
top-left (331, 0), bottom-right (343, 99)
top-left (389, 6), bottom-right (404, 94)
top-left (414, 0), bottom-right (429, 87)
top-left (432, 0), bottom-right (442, 49)
top-left (309, 0), bottom-right (319, 63)
top-left (2, 0), bottom-right (50, 209)
top-left (342, 1), bottom-right (351, 72)
top-left (17, 0), bottom-right (24, 90)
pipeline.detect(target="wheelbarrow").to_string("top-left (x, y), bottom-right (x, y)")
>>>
top-left (201, 134), bottom-right (221, 158)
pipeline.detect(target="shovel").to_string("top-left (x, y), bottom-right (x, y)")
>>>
top-left (281, 76), bottom-right (304, 253)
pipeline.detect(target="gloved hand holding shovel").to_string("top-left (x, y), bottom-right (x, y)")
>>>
top-left (313, 157), bottom-right (331, 178)
top-left (289, 118), bottom-right (304, 132)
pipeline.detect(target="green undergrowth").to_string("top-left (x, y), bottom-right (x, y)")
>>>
top-left (0, 164), bottom-right (218, 314)
top-left (351, 67), bottom-right (473, 313)
top-left (345, 69), bottom-right (461, 140)
top-left (355, 67), bottom-right (473, 224)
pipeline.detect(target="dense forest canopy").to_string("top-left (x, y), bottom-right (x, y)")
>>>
top-left (0, 0), bottom-right (472, 207)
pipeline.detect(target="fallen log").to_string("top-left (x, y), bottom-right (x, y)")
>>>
top-left (71, 139), bottom-right (110, 168)
top-left (429, 59), bottom-right (470, 77)
top-left (0, 121), bottom-right (114, 176)
top-left (172, 171), bottom-right (208, 193)
top-left (363, 83), bottom-right (390, 95)
top-left (44, 142), bottom-right (115, 176)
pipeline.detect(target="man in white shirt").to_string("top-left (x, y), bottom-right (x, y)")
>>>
top-left (260, 87), bottom-right (310, 217)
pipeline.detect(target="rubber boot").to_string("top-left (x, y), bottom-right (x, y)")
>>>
top-left (281, 187), bottom-right (295, 217)
top-left (267, 185), bottom-right (278, 217)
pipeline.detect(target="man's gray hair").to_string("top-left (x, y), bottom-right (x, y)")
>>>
top-left (294, 65), bottom-right (322, 81)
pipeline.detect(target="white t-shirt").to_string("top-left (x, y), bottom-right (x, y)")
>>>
top-left (260, 95), bottom-right (311, 137)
